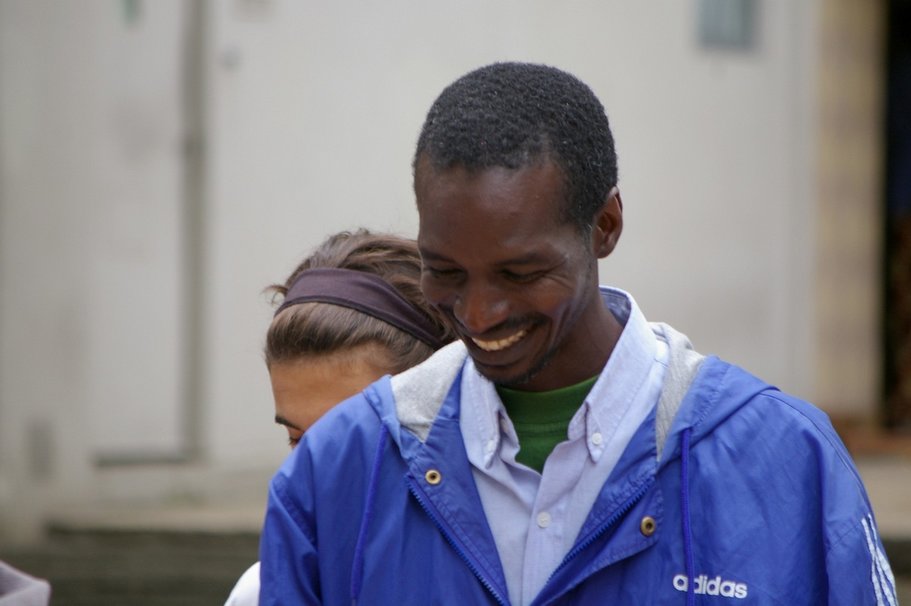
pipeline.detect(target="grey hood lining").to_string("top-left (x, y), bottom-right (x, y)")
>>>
top-left (651, 322), bottom-right (705, 461)
top-left (390, 340), bottom-right (467, 442)
top-left (391, 324), bottom-right (704, 454)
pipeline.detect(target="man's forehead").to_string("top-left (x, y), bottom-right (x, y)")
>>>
top-left (416, 156), bottom-right (566, 199)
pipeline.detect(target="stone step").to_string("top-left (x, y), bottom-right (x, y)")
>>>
top-left (0, 537), bottom-right (257, 606)
top-left (0, 504), bottom-right (260, 606)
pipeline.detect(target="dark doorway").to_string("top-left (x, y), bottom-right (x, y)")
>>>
top-left (884, 0), bottom-right (911, 428)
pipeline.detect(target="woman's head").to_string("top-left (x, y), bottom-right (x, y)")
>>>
top-left (266, 229), bottom-right (454, 446)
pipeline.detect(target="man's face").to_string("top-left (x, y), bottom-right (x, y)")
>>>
top-left (416, 156), bottom-right (615, 391)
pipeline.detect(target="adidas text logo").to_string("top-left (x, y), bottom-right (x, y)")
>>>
top-left (673, 574), bottom-right (748, 599)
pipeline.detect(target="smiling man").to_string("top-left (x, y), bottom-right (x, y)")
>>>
top-left (259, 63), bottom-right (895, 605)
top-left (415, 157), bottom-right (622, 391)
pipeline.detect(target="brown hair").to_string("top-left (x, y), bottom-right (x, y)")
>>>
top-left (265, 230), bottom-right (454, 372)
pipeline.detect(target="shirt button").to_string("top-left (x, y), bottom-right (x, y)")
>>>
top-left (537, 511), bottom-right (552, 528)
top-left (591, 432), bottom-right (603, 446)
top-left (485, 439), bottom-right (496, 455)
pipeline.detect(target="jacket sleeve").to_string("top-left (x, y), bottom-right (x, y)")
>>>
top-left (811, 415), bottom-right (898, 605)
top-left (824, 505), bottom-right (897, 605)
top-left (258, 453), bottom-right (322, 605)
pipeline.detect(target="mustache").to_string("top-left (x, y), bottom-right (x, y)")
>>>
top-left (442, 312), bottom-right (537, 337)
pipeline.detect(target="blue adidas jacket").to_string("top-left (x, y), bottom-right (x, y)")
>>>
top-left (259, 339), bottom-right (895, 605)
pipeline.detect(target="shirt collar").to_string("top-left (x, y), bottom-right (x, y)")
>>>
top-left (577, 287), bottom-right (657, 461)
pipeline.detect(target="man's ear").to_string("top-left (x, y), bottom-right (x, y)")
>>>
top-left (592, 187), bottom-right (623, 259)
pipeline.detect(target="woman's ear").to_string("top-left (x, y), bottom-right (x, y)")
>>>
top-left (592, 187), bottom-right (623, 259)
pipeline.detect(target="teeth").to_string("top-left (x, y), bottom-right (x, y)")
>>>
top-left (471, 329), bottom-right (528, 352)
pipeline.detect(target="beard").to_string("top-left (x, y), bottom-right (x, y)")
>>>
top-left (490, 263), bottom-right (601, 389)
top-left (490, 335), bottom-right (558, 388)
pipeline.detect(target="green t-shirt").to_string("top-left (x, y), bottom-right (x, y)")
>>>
top-left (496, 375), bottom-right (599, 473)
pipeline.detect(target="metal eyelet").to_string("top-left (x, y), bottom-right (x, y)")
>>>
top-left (425, 469), bottom-right (442, 485)
top-left (640, 516), bottom-right (657, 537)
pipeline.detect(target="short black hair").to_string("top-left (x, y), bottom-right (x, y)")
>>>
top-left (413, 62), bottom-right (618, 231)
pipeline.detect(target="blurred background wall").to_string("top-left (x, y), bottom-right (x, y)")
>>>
top-left (0, 0), bottom-right (894, 542)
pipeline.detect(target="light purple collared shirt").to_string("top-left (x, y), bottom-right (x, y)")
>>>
top-left (459, 287), bottom-right (669, 606)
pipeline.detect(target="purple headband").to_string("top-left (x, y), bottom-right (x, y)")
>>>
top-left (274, 268), bottom-right (446, 350)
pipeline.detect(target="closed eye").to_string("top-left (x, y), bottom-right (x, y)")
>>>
top-left (424, 266), bottom-right (463, 280)
top-left (501, 269), bottom-right (544, 283)
top-left (276, 414), bottom-right (303, 449)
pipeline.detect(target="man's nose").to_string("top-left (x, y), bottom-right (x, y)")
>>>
top-left (453, 281), bottom-right (510, 335)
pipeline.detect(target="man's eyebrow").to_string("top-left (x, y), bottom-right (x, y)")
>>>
top-left (274, 415), bottom-right (302, 431)
top-left (418, 249), bottom-right (451, 263)
top-left (495, 253), bottom-right (554, 267)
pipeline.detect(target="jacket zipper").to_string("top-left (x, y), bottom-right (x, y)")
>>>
top-left (546, 479), bottom-right (654, 589)
top-left (407, 479), bottom-right (508, 606)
